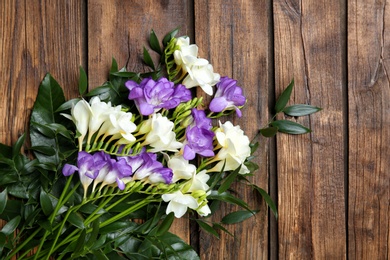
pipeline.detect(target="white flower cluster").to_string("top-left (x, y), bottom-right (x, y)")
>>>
top-left (174, 36), bottom-right (220, 96)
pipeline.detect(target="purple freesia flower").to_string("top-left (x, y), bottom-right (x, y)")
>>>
top-left (183, 126), bottom-right (215, 160)
top-left (62, 151), bottom-right (100, 198)
top-left (209, 76), bottom-right (246, 117)
top-left (190, 108), bottom-right (212, 130)
top-left (121, 150), bottom-right (173, 184)
top-left (125, 77), bottom-right (192, 116)
top-left (101, 158), bottom-right (132, 190)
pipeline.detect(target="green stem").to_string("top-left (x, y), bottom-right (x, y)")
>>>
top-left (6, 227), bottom-right (43, 260)
top-left (45, 205), bottom-right (81, 259)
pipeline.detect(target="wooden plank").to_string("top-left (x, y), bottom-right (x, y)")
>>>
top-left (273, 0), bottom-right (347, 258)
top-left (0, 0), bottom-right (85, 232)
top-left (348, 0), bottom-right (390, 258)
top-left (194, 1), bottom-right (272, 259)
top-left (87, 0), bottom-right (194, 243)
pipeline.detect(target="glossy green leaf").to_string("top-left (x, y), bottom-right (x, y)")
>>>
top-left (0, 232), bottom-right (5, 253)
top-left (196, 220), bottom-right (219, 238)
top-left (30, 146), bottom-right (56, 156)
top-left (110, 71), bottom-right (138, 78)
top-left (212, 223), bottom-right (234, 237)
top-left (143, 47), bottom-right (155, 70)
top-left (218, 168), bottom-right (239, 194)
top-left (55, 97), bottom-right (81, 112)
top-left (149, 29), bottom-right (162, 54)
top-left (221, 210), bottom-right (258, 224)
top-left (12, 134), bottom-right (26, 159)
top-left (162, 27), bottom-right (179, 46)
top-left (40, 189), bottom-right (54, 216)
top-left (155, 212), bottom-right (174, 236)
top-left (283, 104), bottom-right (322, 116)
top-left (252, 185), bottom-right (278, 219)
top-left (208, 192), bottom-right (252, 213)
top-left (271, 120), bottom-right (311, 134)
top-left (0, 215), bottom-right (21, 235)
top-left (73, 228), bottom-right (87, 255)
top-left (275, 79), bottom-right (294, 113)
top-left (92, 250), bottom-right (110, 260)
top-left (79, 66), bottom-right (88, 95)
top-left (0, 189), bottom-right (7, 214)
top-left (30, 74), bottom-right (66, 164)
top-left (0, 143), bottom-right (12, 159)
top-left (259, 126), bottom-right (279, 137)
top-left (67, 211), bottom-right (85, 229)
top-left (86, 219), bottom-right (100, 248)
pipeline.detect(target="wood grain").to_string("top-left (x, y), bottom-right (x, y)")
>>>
top-left (194, 0), bottom-right (272, 259)
top-left (87, 0), bottom-right (194, 243)
top-left (273, 0), bottom-right (347, 258)
top-left (348, 0), bottom-right (390, 258)
top-left (0, 0), bottom-right (85, 237)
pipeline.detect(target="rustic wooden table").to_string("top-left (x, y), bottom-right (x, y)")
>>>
top-left (1, 0), bottom-right (389, 259)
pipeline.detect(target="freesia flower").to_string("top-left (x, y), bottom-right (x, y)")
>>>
top-left (98, 110), bottom-right (137, 144)
top-left (88, 97), bottom-right (120, 143)
top-left (126, 77), bottom-right (191, 116)
top-left (186, 170), bottom-right (210, 193)
top-left (142, 113), bottom-right (183, 153)
top-left (209, 76), bottom-right (246, 117)
top-left (182, 64), bottom-right (220, 96)
top-left (173, 36), bottom-right (209, 73)
top-left (197, 204), bottom-right (211, 217)
top-left (209, 121), bottom-right (251, 174)
top-left (62, 151), bottom-right (98, 198)
top-left (190, 108), bottom-right (212, 130)
top-left (167, 155), bottom-right (196, 182)
top-left (100, 158), bottom-right (132, 190)
top-left (120, 150), bottom-right (173, 184)
top-left (62, 99), bottom-right (91, 150)
top-left (162, 190), bottom-right (199, 218)
top-left (183, 126), bottom-right (214, 160)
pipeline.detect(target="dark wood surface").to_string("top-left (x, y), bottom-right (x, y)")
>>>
top-left (1, 0), bottom-right (389, 259)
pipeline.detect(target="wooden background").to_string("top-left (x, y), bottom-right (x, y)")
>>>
top-left (1, 0), bottom-right (389, 259)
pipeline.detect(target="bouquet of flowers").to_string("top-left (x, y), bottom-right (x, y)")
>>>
top-left (0, 28), bottom-right (320, 259)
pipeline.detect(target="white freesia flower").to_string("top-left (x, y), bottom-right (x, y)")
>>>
top-left (98, 110), bottom-right (137, 143)
top-left (143, 113), bottom-right (182, 152)
top-left (88, 97), bottom-right (120, 144)
top-left (209, 121), bottom-right (251, 174)
top-left (182, 64), bottom-right (220, 96)
top-left (162, 190), bottom-right (199, 218)
top-left (168, 155), bottom-right (196, 183)
top-left (62, 99), bottom-right (91, 150)
top-left (174, 36), bottom-right (208, 73)
top-left (197, 204), bottom-right (211, 217)
top-left (186, 170), bottom-right (210, 193)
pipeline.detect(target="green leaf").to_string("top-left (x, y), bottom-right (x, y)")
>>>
top-left (55, 98), bottom-right (81, 112)
top-left (283, 104), bottom-right (322, 116)
top-left (149, 29), bottom-right (162, 54)
top-left (73, 229), bottom-right (87, 255)
top-left (30, 74), bottom-right (66, 164)
top-left (221, 210), bottom-right (258, 224)
top-left (212, 223), bottom-right (234, 237)
top-left (0, 143), bottom-right (12, 159)
top-left (67, 211), bottom-right (85, 229)
top-left (259, 126), bottom-right (279, 137)
top-left (155, 212), bottom-right (174, 236)
top-left (143, 47), bottom-right (155, 70)
top-left (208, 192), bottom-right (253, 213)
top-left (196, 220), bottom-right (219, 238)
top-left (0, 216), bottom-right (21, 235)
top-left (86, 219), bottom-right (100, 248)
top-left (218, 168), bottom-right (240, 194)
top-left (30, 146), bottom-right (56, 156)
top-left (110, 71), bottom-right (138, 78)
top-left (252, 185), bottom-right (278, 219)
top-left (79, 66), bottom-right (88, 95)
top-left (162, 27), bottom-right (179, 46)
top-left (12, 134), bottom-right (26, 159)
top-left (40, 189), bottom-right (54, 216)
top-left (271, 120), bottom-right (311, 134)
top-left (0, 189), bottom-right (7, 214)
top-left (275, 79), bottom-right (294, 113)
top-left (0, 232), bottom-right (5, 253)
